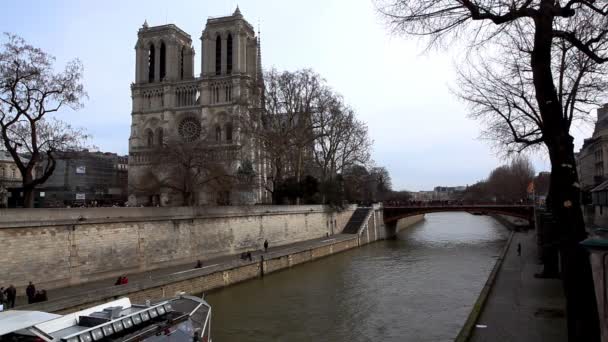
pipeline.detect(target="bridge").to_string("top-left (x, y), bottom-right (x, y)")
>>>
top-left (383, 204), bottom-right (535, 226)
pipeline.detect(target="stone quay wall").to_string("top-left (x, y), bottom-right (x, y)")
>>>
top-left (24, 235), bottom-right (360, 315)
top-left (0, 205), bottom-right (356, 293)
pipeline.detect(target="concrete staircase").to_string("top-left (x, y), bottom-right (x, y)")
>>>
top-left (342, 207), bottom-right (371, 234)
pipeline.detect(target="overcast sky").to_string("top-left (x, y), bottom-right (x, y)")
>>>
top-left (0, 0), bottom-right (597, 191)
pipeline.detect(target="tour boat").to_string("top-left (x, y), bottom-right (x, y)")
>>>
top-left (0, 294), bottom-right (211, 342)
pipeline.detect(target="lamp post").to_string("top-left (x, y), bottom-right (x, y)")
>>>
top-left (581, 233), bottom-right (608, 342)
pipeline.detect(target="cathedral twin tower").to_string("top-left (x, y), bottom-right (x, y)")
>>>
top-left (128, 7), bottom-right (266, 206)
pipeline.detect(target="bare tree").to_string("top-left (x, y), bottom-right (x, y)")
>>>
top-left (133, 138), bottom-right (236, 206)
top-left (313, 98), bottom-right (372, 183)
top-left (250, 68), bottom-right (328, 203)
top-left (0, 33), bottom-right (88, 207)
top-left (377, 1), bottom-right (608, 338)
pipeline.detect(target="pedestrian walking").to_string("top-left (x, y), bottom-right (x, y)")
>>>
top-left (4, 285), bottom-right (16, 308)
top-left (195, 260), bottom-right (203, 268)
top-left (517, 243), bottom-right (522, 256)
top-left (263, 239), bottom-right (269, 252)
top-left (26, 281), bottom-right (36, 304)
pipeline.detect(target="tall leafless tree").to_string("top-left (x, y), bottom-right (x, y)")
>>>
top-left (250, 68), bottom-right (328, 203)
top-left (0, 33), bottom-right (88, 207)
top-left (313, 98), bottom-right (372, 183)
top-left (377, 1), bottom-right (608, 339)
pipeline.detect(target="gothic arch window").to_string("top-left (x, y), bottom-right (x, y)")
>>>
top-left (160, 42), bottom-right (166, 81)
top-left (148, 43), bottom-right (155, 82)
top-left (215, 35), bottom-right (222, 75)
top-left (215, 125), bottom-right (222, 142)
top-left (147, 129), bottom-right (154, 147)
top-left (156, 128), bottom-right (164, 146)
top-left (227, 34), bottom-right (233, 74)
top-left (180, 46), bottom-right (185, 80)
top-left (225, 123), bottom-right (233, 141)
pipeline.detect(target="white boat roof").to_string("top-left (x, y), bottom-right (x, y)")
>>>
top-left (0, 310), bottom-right (61, 335)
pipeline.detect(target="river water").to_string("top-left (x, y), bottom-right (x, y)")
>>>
top-left (205, 212), bottom-right (509, 342)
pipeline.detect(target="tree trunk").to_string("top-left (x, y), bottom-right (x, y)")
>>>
top-left (22, 186), bottom-right (35, 208)
top-left (21, 170), bottom-right (35, 208)
top-left (531, 7), bottom-right (600, 340)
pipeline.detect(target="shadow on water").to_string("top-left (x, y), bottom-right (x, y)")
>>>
top-left (205, 212), bottom-right (509, 342)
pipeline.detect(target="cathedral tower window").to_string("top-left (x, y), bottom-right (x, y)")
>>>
top-left (215, 125), bottom-right (222, 142)
top-left (225, 123), bottom-right (233, 141)
top-left (180, 46), bottom-right (185, 80)
top-left (215, 35), bottom-right (222, 75)
top-left (148, 44), bottom-right (155, 82)
top-left (227, 34), bottom-right (233, 74)
top-left (147, 130), bottom-right (154, 147)
top-left (156, 128), bottom-right (164, 146)
top-left (160, 42), bottom-right (166, 81)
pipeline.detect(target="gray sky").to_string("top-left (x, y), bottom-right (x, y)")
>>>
top-left (1, 0), bottom-right (596, 191)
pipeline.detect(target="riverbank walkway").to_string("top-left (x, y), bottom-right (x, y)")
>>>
top-left (11, 234), bottom-right (355, 308)
top-left (469, 229), bottom-right (567, 341)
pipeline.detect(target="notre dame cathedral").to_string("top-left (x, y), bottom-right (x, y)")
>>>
top-left (128, 7), bottom-right (268, 206)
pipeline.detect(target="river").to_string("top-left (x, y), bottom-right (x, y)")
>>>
top-left (205, 212), bottom-right (509, 342)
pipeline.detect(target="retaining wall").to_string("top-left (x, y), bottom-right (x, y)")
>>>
top-left (22, 235), bottom-right (360, 314)
top-left (0, 205), bottom-right (356, 292)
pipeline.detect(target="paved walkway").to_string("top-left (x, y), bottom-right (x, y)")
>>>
top-left (469, 230), bottom-right (567, 341)
top-left (13, 234), bottom-right (354, 308)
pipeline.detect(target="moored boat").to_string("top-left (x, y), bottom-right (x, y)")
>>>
top-left (0, 295), bottom-right (211, 342)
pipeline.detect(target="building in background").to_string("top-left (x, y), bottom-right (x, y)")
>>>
top-left (8, 151), bottom-right (128, 207)
top-left (0, 151), bottom-right (23, 207)
top-left (433, 186), bottom-right (466, 201)
top-left (0, 151), bottom-right (22, 189)
top-left (576, 104), bottom-right (608, 203)
top-left (575, 104), bottom-right (608, 225)
top-left (128, 7), bottom-right (267, 206)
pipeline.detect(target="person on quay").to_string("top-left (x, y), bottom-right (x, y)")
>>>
top-left (26, 281), bottom-right (36, 304)
top-left (0, 287), bottom-right (6, 308)
top-left (4, 285), bottom-right (16, 308)
top-left (264, 239), bottom-right (269, 252)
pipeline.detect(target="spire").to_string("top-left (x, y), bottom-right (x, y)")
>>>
top-left (256, 27), bottom-right (265, 108)
top-left (256, 28), bottom-right (262, 84)
top-left (233, 5), bottom-right (242, 17)
top-left (142, 20), bottom-right (149, 29)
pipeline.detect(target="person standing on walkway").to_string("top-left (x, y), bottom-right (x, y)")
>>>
top-left (517, 242), bottom-right (522, 256)
top-left (0, 287), bottom-right (6, 309)
top-left (264, 239), bottom-right (269, 252)
top-left (4, 285), bottom-right (16, 308)
top-left (26, 281), bottom-right (36, 304)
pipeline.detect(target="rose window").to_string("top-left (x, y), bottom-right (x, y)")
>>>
top-left (178, 117), bottom-right (202, 142)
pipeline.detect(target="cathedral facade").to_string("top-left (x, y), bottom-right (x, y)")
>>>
top-left (128, 8), bottom-right (268, 206)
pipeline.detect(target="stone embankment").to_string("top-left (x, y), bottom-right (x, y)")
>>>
top-left (1, 205), bottom-right (358, 292)
top-left (20, 234), bottom-right (360, 314)
top-left (10, 206), bottom-right (423, 314)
